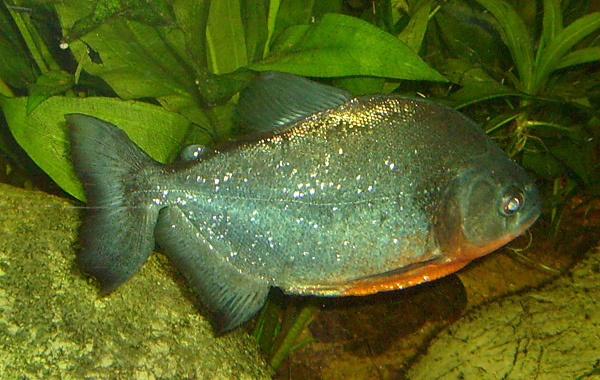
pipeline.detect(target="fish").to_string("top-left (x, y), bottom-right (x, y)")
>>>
top-left (67, 71), bottom-right (541, 332)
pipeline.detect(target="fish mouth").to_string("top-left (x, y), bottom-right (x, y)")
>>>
top-left (453, 208), bottom-right (540, 263)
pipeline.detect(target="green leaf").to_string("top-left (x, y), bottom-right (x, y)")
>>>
top-left (534, 12), bottom-right (600, 90)
top-left (5, 3), bottom-right (60, 74)
top-left (439, 59), bottom-right (498, 86)
top-left (446, 82), bottom-right (524, 109)
top-left (373, 0), bottom-right (394, 32)
top-left (398, 0), bottom-right (431, 53)
top-left (262, 0), bottom-right (281, 58)
top-left (432, 2), bottom-right (508, 69)
top-left (250, 13), bottom-right (446, 81)
top-left (332, 76), bottom-right (386, 96)
top-left (241, 0), bottom-right (269, 62)
top-left (206, 0), bottom-right (248, 74)
top-left (311, 0), bottom-right (343, 17)
top-left (172, 0), bottom-right (210, 70)
top-left (27, 70), bottom-right (75, 114)
top-left (537, 0), bottom-right (563, 65)
top-left (556, 47), bottom-right (600, 70)
top-left (57, 6), bottom-right (194, 99)
top-left (0, 96), bottom-right (191, 201)
top-left (474, 0), bottom-right (534, 92)
top-left (437, 59), bottom-right (524, 108)
top-left (63, 0), bottom-right (175, 43)
top-left (0, 4), bottom-right (36, 90)
top-left (271, 0), bottom-right (315, 45)
top-left (55, 1), bottom-right (212, 126)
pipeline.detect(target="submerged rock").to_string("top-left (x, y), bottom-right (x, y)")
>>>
top-left (407, 244), bottom-right (600, 380)
top-left (0, 184), bottom-right (271, 380)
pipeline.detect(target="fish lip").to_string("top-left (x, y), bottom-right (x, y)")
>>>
top-left (457, 204), bottom-right (541, 262)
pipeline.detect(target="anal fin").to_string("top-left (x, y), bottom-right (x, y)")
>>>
top-left (154, 206), bottom-right (270, 332)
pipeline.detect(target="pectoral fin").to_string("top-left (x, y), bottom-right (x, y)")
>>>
top-left (154, 206), bottom-right (270, 332)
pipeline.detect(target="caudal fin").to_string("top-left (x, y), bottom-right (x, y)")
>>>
top-left (67, 114), bottom-right (162, 292)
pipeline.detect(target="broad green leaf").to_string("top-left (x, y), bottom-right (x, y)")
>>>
top-left (474, 0), bottom-right (534, 92)
top-left (57, 8), bottom-right (194, 99)
top-left (0, 96), bottom-right (191, 201)
top-left (398, 0), bottom-right (431, 53)
top-left (55, 1), bottom-right (210, 126)
top-left (511, 1), bottom-right (538, 36)
top-left (433, 2), bottom-right (508, 69)
top-left (62, 0), bottom-right (175, 43)
top-left (556, 47), bottom-right (600, 70)
top-left (332, 77), bottom-right (386, 96)
top-left (437, 59), bottom-right (530, 108)
top-left (206, 0), bottom-right (248, 74)
top-left (534, 12), bottom-right (600, 91)
top-left (27, 70), bottom-right (74, 114)
top-left (312, 0), bottom-right (343, 18)
top-left (537, 0), bottom-right (563, 65)
top-left (251, 13), bottom-right (446, 81)
top-left (173, 0), bottom-right (210, 70)
top-left (241, 0), bottom-right (269, 62)
top-left (271, 0), bottom-right (315, 45)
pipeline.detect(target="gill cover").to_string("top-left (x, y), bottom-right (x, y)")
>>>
top-left (435, 157), bottom-right (540, 257)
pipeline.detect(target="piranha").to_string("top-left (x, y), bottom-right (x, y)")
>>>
top-left (68, 72), bottom-right (541, 332)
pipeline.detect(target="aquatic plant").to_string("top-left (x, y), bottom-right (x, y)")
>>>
top-left (0, 0), bottom-right (444, 201)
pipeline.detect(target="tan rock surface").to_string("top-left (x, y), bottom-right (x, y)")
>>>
top-left (0, 184), bottom-right (272, 380)
top-left (407, 245), bottom-right (600, 380)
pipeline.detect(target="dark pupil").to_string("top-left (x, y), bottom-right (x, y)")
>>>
top-left (503, 194), bottom-right (522, 214)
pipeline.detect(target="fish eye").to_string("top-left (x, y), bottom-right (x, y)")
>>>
top-left (501, 190), bottom-right (524, 216)
top-left (179, 144), bottom-right (206, 161)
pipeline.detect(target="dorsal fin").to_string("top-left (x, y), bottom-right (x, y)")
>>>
top-left (237, 71), bottom-right (353, 133)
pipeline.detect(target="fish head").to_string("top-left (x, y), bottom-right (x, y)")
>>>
top-left (304, 148), bottom-right (541, 297)
top-left (434, 153), bottom-right (542, 263)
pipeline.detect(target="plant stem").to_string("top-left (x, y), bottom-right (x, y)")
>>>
top-left (269, 302), bottom-right (318, 371)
